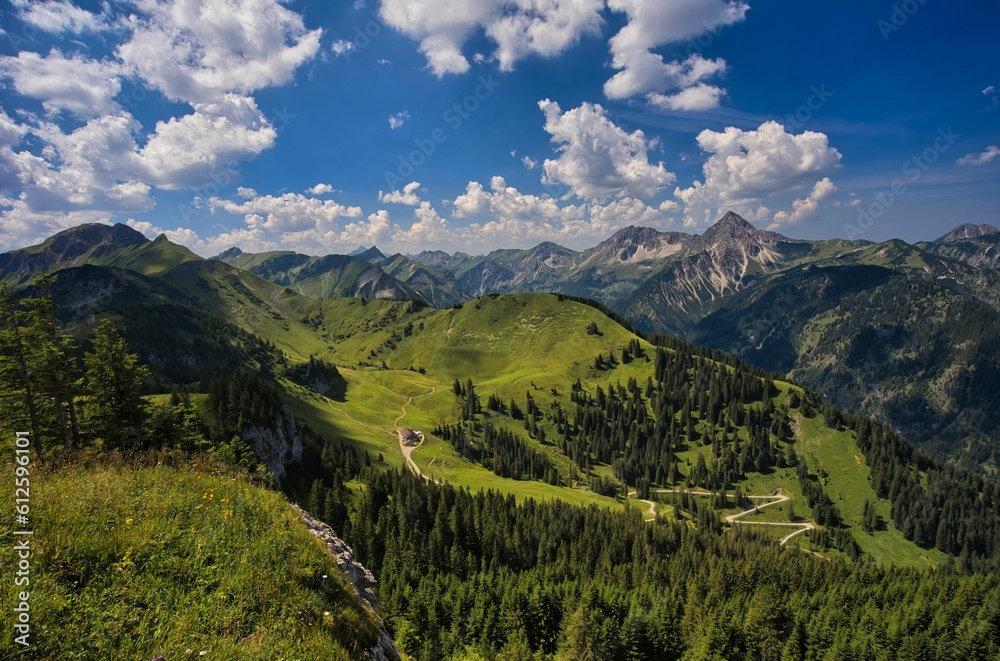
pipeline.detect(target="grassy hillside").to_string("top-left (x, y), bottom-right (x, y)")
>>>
top-left (32, 242), bottom-right (993, 569)
top-left (0, 456), bottom-right (383, 659)
top-left (692, 263), bottom-right (1000, 473)
top-left (0, 456), bottom-right (379, 659)
top-left (252, 293), bottom-right (952, 567)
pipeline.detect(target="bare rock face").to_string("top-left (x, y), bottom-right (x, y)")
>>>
top-left (935, 223), bottom-right (999, 243)
top-left (241, 404), bottom-right (303, 482)
top-left (294, 505), bottom-right (400, 661)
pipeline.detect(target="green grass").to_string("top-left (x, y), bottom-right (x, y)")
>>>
top-left (0, 457), bottom-right (382, 659)
top-left (796, 411), bottom-right (944, 568)
top-left (96, 270), bottom-right (951, 572)
top-left (264, 294), bottom-right (945, 568)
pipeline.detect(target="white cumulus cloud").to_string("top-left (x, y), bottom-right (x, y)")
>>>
top-left (309, 183), bottom-right (335, 195)
top-left (209, 190), bottom-right (363, 234)
top-left (0, 50), bottom-right (124, 119)
top-left (138, 94), bottom-right (277, 190)
top-left (603, 0), bottom-right (747, 109)
top-left (675, 120), bottom-right (842, 227)
top-left (379, 181), bottom-right (422, 205)
top-left (388, 111), bottom-right (410, 129)
top-left (769, 177), bottom-right (837, 230)
top-left (12, 0), bottom-right (108, 34)
top-left (538, 99), bottom-right (675, 200)
top-left (117, 0), bottom-right (321, 104)
top-left (378, 0), bottom-right (604, 76)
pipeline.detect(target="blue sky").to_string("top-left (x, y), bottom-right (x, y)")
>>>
top-left (0, 0), bottom-right (997, 256)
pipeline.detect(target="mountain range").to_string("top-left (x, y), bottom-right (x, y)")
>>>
top-left (214, 213), bottom-right (998, 473)
top-left (1, 214), bottom-right (998, 473)
top-left (4, 217), bottom-right (1000, 658)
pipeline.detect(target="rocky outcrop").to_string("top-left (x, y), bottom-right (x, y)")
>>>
top-left (241, 405), bottom-right (302, 482)
top-left (294, 505), bottom-right (400, 661)
top-left (935, 223), bottom-right (999, 243)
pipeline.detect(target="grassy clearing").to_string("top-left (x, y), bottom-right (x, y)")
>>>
top-left (0, 457), bottom-right (382, 659)
top-left (173, 289), bottom-right (941, 569)
top-left (796, 413), bottom-right (944, 568)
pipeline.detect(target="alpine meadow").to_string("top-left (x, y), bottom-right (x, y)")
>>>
top-left (1, 1), bottom-right (999, 660)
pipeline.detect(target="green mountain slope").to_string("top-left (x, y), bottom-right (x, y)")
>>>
top-left (370, 252), bottom-right (468, 308)
top-left (409, 213), bottom-right (1000, 473)
top-left (7, 227), bottom-right (1000, 570)
top-left (0, 223), bottom-right (201, 284)
top-left (0, 459), bottom-right (391, 659)
top-left (43, 248), bottom-right (988, 567)
top-left (7, 225), bottom-right (1000, 660)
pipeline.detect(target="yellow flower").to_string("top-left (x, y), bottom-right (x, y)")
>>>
top-left (125, 518), bottom-right (133, 525)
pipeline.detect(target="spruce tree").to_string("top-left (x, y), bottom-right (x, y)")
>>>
top-left (83, 319), bottom-right (150, 450)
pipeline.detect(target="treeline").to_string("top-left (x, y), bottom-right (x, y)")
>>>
top-left (286, 354), bottom-right (347, 399)
top-left (436, 411), bottom-right (559, 485)
top-left (494, 343), bottom-right (786, 494)
top-left (345, 469), bottom-right (1000, 661)
top-left (0, 280), bottom-right (150, 455)
top-left (438, 316), bottom-right (1000, 570)
top-left (555, 292), bottom-right (777, 377)
top-left (0, 280), bottom-right (320, 480)
top-left (854, 414), bottom-right (1000, 572)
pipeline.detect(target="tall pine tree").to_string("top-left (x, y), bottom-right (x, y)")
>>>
top-left (83, 319), bottom-right (150, 450)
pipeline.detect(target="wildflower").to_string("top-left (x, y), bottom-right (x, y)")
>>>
top-left (125, 518), bottom-right (133, 525)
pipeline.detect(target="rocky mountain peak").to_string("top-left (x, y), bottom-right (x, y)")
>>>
top-left (413, 249), bottom-right (452, 269)
top-left (586, 225), bottom-right (689, 264)
top-left (697, 211), bottom-right (786, 259)
top-left (212, 246), bottom-right (244, 261)
top-left (357, 246), bottom-right (386, 263)
top-left (936, 223), bottom-right (1000, 243)
top-left (702, 212), bottom-right (768, 241)
top-left (45, 222), bottom-right (148, 255)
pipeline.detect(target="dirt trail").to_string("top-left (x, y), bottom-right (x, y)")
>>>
top-left (327, 386), bottom-right (438, 483)
top-left (394, 388), bottom-right (437, 482)
top-left (628, 488), bottom-right (814, 545)
top-left (626, 491), bottom-right (658, 520)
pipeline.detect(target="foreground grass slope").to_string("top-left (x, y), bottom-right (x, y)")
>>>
top-left (0, 457), bottom-right (382, 659)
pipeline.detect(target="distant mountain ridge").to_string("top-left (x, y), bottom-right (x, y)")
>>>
top-left (212, 249), bottom-right (429, 304)
top-left (3, 214), bottom-right (998, 472)
top-left (0, 223), bottom-right (200, 285)
top-left (935, 223), bottom-right (999, 242)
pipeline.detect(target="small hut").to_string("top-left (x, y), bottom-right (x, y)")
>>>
top-left (400, 428), bottom-right (424, 446)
